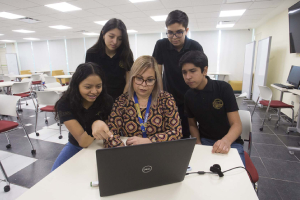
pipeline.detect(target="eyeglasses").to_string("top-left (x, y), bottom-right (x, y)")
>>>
top-left (166, 30), bottom-right (185, 38)
top-left (134, 76), bottom-right (156, 86)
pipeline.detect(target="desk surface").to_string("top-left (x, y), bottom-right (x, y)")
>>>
top-left (0, 81), bottom-right (14, 87)
top-left (54, 75), bottom-right (72, 79)
top-left (9, 74), bottom-right (32, 78)
top-left (207, 72), bottom-right (230, 75)
top-left (17, 139), bottom-right (258, 200)
top-left (270, 83), bottom-right (293, 92)
top-left (44, 86), bottom-right (68, 92)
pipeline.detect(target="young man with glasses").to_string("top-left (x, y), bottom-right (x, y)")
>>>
top-left (152, 10), bottom-right (203, 138)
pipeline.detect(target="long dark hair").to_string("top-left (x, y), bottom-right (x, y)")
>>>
top-left (87, 18), bottom-right (134, 71)
top-left (55, 62), bottom-right (112, 121)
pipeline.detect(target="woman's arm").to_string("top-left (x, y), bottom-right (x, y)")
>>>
top-left (64, 120), bottom-right (94, 148)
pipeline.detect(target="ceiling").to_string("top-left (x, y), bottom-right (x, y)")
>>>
top-left (0, 0), bottom-right (294, 43)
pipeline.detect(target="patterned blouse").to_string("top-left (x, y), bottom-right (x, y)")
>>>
top-left (104, 91), bottom-right (182, 148)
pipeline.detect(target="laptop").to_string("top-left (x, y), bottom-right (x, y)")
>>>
top-left (96, 138), bottom-right (196, 197)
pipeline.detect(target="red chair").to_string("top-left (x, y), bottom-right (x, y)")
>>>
top-left (252, 86), bottom-right (294, 131)
top-left (11, 81), bottom-right (36, 112)
top-left (239, 110), bottom-right (259, 193)
top-left (31, 74), bottom-right (42, 91)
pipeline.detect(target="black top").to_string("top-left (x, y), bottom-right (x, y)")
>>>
top-left (152, 36), bottom-right (203, 106)
top-left (86, 50), bottom-right (128, 100)
top-left (57, 98), bottom-right (113, 147)
top-left (184, 77), bottom-right (243, 144)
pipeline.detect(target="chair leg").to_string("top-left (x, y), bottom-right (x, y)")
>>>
top-left (35, 109), bottom-right (39, 136)
top-left (0, 161), bottom-right (10, 192)
top-left (276, 109), bottom-right (281, 128)
top-left (45, 112), bottom-right (48, 125)
top-left (58, 122), bottom-right (63, 139)
top-left (291, 108), bottom-right (295, 127)
top-left (18, 116), bottom-right (36, 155)
top-left (251, 96), bottom-right (260, 120)
top-left (260, 104), bottom-right (270, 131)
top-left (4, 132), bottom-right (11, 149)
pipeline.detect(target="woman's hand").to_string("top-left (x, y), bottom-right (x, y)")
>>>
top-left (92, 120), bottom-right (113, 140)
top-left (126, 136), bottom-right (151, 146)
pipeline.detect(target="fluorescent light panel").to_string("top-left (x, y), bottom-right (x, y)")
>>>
top-left (49, 25), bottom-right (72, 29)
top-left (151, 15), bottom-right (167, 21)
top-left (127, 30), bottom-right (137, 33)
top-left (45, 2), bottom-right (82, 12)
top-left (94, 21), bottom-right (108, 25)
top-left (216, 24), bottom-right (235, 28)
top-left (82, 32), bottom-right (99, 36)
top-left (0, 40), bottom-right (15, 43)
top-left (129, 0), bottom-right (156, 3)
top-left (24, 38), bottom-right (40, 40)
top-left (219, 9), bottom-right (246, 17)
top-left (0, 34), bottom-right (3, 36)
top-left (13, 29), bottom-right (35, 33)
top-left (0, 12), bottom-right (24, 19)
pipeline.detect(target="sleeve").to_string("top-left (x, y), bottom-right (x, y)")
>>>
top-left (152, 40), bottom-right (164, 65)
top-left (193, 40), bottom-right (204, 53)
top-left (184, 92), bottom-right (194, 118)
top-left (103, 97), bottom-right (126, 148)
top-left (223, 83), bottom-right (239, 113)
top-left (57, 100), bottom-right (76, 124)
top-left (148, 93), bottom-right (182, 142)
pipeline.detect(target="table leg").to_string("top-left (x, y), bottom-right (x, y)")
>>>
top-left (59, 78), bottom-right (62, 85)
top-left (269, 90), bottom-right (284, 120)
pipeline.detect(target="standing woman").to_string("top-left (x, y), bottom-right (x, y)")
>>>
top-left (86, 18), bottom-right (134, 100)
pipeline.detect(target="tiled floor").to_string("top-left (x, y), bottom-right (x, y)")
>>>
top-left (1, 99), bottom-right (300, 200)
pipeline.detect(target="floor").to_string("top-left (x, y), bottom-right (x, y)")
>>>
top-left (1, 99), bottom-right (300, 200)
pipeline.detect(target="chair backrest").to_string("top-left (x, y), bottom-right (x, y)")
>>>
top-left (31, 74), bottom-right (41, 81)
top-left (2, 76), bottom-right (12, 82)
top-left (11, 82), bottom-right (31, 94)
top-left (258, 86), bottom-right (272, 101)
top-left (239, 110), bottom-right (252, 140)
top-left (20, 70), bottom-right (32, 75)
top-left (21, 78), bottom-right (33, 89)
top-left (236, 92), bottom-right (247, 108)
top-left (0, 94), bottom-right (21, 117)
top-left (45, 82), bottom-right (62, 88)
top-left (36, 91), bottom-right (60, 106)
top-left (44, 76), bottom-right (57, 84)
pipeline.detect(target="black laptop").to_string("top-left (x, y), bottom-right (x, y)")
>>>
top-left (96, 138), bottom-right (196, 197)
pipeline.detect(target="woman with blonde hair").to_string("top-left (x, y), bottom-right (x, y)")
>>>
top-left (101, 55), bottom-right (182, 147)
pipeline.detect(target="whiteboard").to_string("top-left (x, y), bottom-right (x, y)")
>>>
top-left (242, 41), bottom-right (256, 99)
top-left (252, 37), bottom-right (272, 102)
top-left (6, 53), bottom-right (19, 75)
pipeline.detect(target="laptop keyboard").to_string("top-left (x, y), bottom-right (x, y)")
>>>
top-left (273, 83), bottom-right (294, 89)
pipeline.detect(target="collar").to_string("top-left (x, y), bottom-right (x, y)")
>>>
top-left (193, 76), bottom-right (213, 92)
top-left (101, 48), bottom-right (121, 60)
top-left (167, 36), bottom-right (192, 52)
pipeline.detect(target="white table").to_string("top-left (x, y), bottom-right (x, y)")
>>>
top-left (34, 71), bottom-right (51, 76)
top-left (54, 75), bottom-right (72, 85)
top-left (68, 71), bottom-right (75, 75)
top-left (44, 86), bottom-right (68, 92)
top-left (17, 139), bottom-right (258, 200)
top-left (9, 74), bottom-right (32, 82)
top-left (270, 84), bottom-right (292, 121)
top-left (207, 72), bottom-right (230, 81)
top-left (0, 81), bottom-right (14, 94)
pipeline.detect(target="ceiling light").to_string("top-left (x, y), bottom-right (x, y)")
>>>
top-left (151, 15), bottom-right (168, 21)
top-left (0, 40), bottom-right (15, 43)
top-left (82, 32), bottom-right (100, 36)
top-left (24, 38), bottom-right (40, 41)
top-left (0, 12), bottom-right (24, 19)
top-left (13, 29), bottom-right (35, 33)
top-left (216, 24), bottom-right (235, 28)
top-left (129, 0), bottom-right (156, 3)
top-left (45, 2), bottom-right (82, 12)
top-left (219, 9), bottom-right (246, 17)
top-left (0, 34), bottom-right (3, 36)
top-left (94, 21), bottom-right (108, 26)
top-left (49, 25), bottom-right (72, 30)
top-left (127, 30), bottom-right (137, 33)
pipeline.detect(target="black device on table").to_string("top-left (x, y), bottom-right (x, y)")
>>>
top-left (274, 65), bottom-right (300, 90)
top-left (96, 138), bottom-right (196, 197)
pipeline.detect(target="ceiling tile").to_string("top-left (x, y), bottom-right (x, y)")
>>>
top-left (165, 7), bottom-right (194, 14)
top-left (33, 15), bottom-right (58, 22)
top-left (221, 2), bottom-right (253, 10)
top-left (0, 3), bottom-right (19, 11)
top-left (241, 14), bottom-right (265, 20)
top-left (143, 9), bottom-right (169, 16)
top-left (66, 18), bottom-right (90, 24)
top-left (27, 6), bottom-right (58, 15)
top-left (134, 1), bottom-right (165, 11)
top-left (161, 0), bottom-right (193, 8)
top-left (191, 0), bottom-right (223, 6)
top-left (48, 13), bottom-right (78, 20)
top-left (94, 0), bottom-right (130, 7)
top-left (193, 4), bottom-right (221, 13)
top-left (196, 17), bottom-right (219, 23)
top-left (244, 8), bottom-right (275, 15)
top-left (8, 9), bottom-right (41, 17)
top-left (26, 0), bottom-right (74, 6)
top-left (69, 10), bottom-right (95, 18)
top-left (226, 0), bottom-right (253, 3)
top-left (131, 17), bottom-right (154, 23)
top-left (109, 4), bottom-right (139, 13)
top-left (87, 7), bottom-right (116, 15)
top-left (249, 0), bottom-right (283, 9)
top-left (195, 11), bottom-right (220, 18)
top-left (69, 0), bottom-right (104, 9)
top-left (121, 12), bottom-right (148, 19)
top-left (0, 0), bottom-right (39, 9)
top-left (99, 13), bottom-right (125, 19)
top-left (82, 16), bottom-right (107, 21)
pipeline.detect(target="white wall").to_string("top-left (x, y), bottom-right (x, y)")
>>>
top-left (32, 41), bottom-right (50, 71)
top-left (136, 33), bottom-right (160, 58)
top-left (48, 40), bottom-right (68, 73)
top-left (18, 42), bottom-right (34, 71)
top-left (66, 38), bottom-right (85, 72)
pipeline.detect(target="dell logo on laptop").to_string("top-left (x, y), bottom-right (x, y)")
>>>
top-left (142, 166), bottom-right (152, 173)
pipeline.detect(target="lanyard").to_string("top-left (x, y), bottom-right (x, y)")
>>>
top-left (133, 93), bottom-right (152, 138)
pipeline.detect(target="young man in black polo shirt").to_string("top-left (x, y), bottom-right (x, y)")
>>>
top-left (152, 10), bottom-right (203, 138)
top-left (180, 50), bottom-right (245, 166)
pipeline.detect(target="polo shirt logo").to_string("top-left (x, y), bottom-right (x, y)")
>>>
top-left (119, 61), bottom-right (124, 68)
top-left (213, 99), bottom-right (223, 109)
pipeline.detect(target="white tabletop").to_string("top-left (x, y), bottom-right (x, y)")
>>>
top-left (35, 71), bottom-right (50, 73)
top-left (0, 81), bottom-right (14, 87)
top-left (289, 89), bottom-right (300, 96)
top-left (270, 83), bottom-right (293, 92)
top-left (9, 74), bottom-right (32, 78)
top-left (44, 86), bottom-right (68, 92)
top-left (54, 75), bottom-right (72, 79)
top-left (17, 138), bottom-right (258, 200)
top-left (207, 72), bottom-right (230, 75)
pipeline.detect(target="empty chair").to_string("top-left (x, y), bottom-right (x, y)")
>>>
top-left (252, 86), bottom-right (294, 130)
top-left (35, 91), bottom-right (62, 139)
top-left (239, 110), bottom-right (259, 193)
top-left (31, 74), bottom-right (42, 91)
top-left (236, 92), bottom-right (247, 109)
top-left (0, 94), bottom-right (36, 154)
top-left (1, 76), bottom-right (12, 82)
top-left (44, 76), bottom-right (57, 84)
top-left (45, 82), bottom-right (62, 88)
top-left (11, 82), bottom-right (36, 111)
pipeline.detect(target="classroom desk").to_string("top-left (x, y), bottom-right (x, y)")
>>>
top-left (207, 72), bottom-right (230, 81)
top-left (44, 85), bottom-right (68, 93)
top-left (9, 74), bottom-right (32, 82)
top-left (0, 81), bottom-right (14, 94)
top-left (34, 71), bottom-right (51, 76)
top-left (17, 138), bottom-right (258, 200)
top-left (54, 75), bottom-right (72, 85)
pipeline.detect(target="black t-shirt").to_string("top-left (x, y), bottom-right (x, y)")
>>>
top-left (152, 36), bottom-right (203, 106)
top-left (57, 98), bottom-right (113, 147)
top-left (86, 50), bottom-right (128, 100)
top-left (184, 77), bottom-right (243, 144)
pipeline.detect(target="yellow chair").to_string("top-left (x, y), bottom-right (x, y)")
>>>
top-left (52, 70), bottom-right (70, 85)
top-left (20, 70), bottom-right (32, 75)
top-left (228, 80), bottom-right (242, 92)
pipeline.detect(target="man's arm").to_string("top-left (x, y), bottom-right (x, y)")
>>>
top-left (188, 118), bottom-right (201, 144)
top-left (212, 111), bottom-right (242, 154)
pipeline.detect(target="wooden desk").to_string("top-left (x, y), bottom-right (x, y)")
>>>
top-left (17, 139), bottom-right (258, 200)
top-left (54, 75), bottom-right (72, 85)
top-left (44, 86), bottom-right (68, 93)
